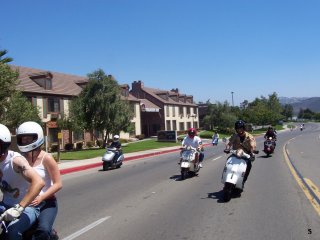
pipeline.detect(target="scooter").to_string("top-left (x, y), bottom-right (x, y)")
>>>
top-left (0, 218), bottom-right (59, 239)
top-left (263, 137), bottom-right (276, 157)
top-left (180, 146), bottom-right (201, 180)
top-left (221, 149), bottom-right (257, 202)
top-left (102, 148), bottom-right (124, 171)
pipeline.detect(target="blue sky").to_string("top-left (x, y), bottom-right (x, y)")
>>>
top-left (1, 0), bottom-right (320, 106)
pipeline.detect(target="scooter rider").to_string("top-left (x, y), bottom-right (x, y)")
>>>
top-left (108, 135), bottom-right (122, 164)
top-left (225, 120), bottom-right (256, 188)
top-left (0, 123), bottom-right (45, 240)
top-left (181, 128), bottom-right (204, 168)
top-left (16, 121), bottom-right (62, 239)
top-left (264, 126), bottom-right (277, 140)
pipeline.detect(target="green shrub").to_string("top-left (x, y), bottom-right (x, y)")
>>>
top-left (50, 143), bottom-right (59, 153)
top-left (76, 142), bottom-right (83, 150)
top-left (64, 143), bottom-right (74, 151)
top-left (96, 139), bottom-right (104, 148)
top-left (86, 141), bottom-right (94, 148)
top-left (136, 134), bottom-right (145, 140)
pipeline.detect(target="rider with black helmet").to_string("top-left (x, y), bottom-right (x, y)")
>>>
top-left (225, 120), bottom-right (257, 188)
top-left (264, 126), bottom-right (277, 141)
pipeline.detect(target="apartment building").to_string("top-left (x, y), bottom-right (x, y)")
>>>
top-left (130, 80), bottom-right (199, 137)
top-left (11, 65), bottom-right (141, 147)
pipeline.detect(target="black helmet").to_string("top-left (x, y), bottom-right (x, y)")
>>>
top-left (235, 120), bottom-right (245, 130)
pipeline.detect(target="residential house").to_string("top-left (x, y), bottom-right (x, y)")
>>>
top-left (130, 80), bottom-right (199, 137)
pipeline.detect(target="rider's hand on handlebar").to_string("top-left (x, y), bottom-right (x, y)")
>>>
top-left (0, 204), bottom-right (24, 221)
top-left (249, 153), bottom-right (256, 162)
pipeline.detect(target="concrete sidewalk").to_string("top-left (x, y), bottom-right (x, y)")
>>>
top-left (58, 145), bottom-right (182, 175)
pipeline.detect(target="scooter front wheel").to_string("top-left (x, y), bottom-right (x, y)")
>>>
top-left (223, 183), bottom-right (233, 202)
top-left (103, 162), bottom-right (109, 171)
top-left (181, 169), bottom-right (188, 180)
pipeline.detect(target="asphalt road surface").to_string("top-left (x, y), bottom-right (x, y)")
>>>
top-left (56, 124), bottom-right (320, 240)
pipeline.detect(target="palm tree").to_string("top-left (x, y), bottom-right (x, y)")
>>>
top-left (0, 49), bottom-right (13, 64)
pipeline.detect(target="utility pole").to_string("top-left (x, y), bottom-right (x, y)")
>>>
top-left (231, 91), bottom-right (234, 107)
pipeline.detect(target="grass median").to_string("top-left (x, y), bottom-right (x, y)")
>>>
top-left (59, 139), bottom-right (180, 160)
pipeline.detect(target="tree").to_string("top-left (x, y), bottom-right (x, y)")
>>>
top-left (298, 108), bottom-right (314, 120)
top-left (0, 62), bottom-right (19, 120)
top-left (282, 104), bottom-right (293, 120)
top-left (241, 93), bottom-right (284, 125)
top-left (0, 50), bottom-right (13, 64)
top-left (70, 69), bottom-right (133, 147)
top-left (4, 92), bottom-right (42, 131)
top-left (203, 100), bottom-right (237, 132)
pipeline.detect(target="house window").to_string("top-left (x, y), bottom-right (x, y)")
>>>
top-left (179, 122), bottom-right (184, 131)
top-left (166, 120), bottom-right (171, 130)
top-left (172, 120), bottom-right (177, 130)
top-left (166, 106), bottom-right (170, 117)
top-left (186, 107), bottom-right (190, 115)
top-left (172, 106), bottom-right (176, 117)
top-left (48, 97), bottom-right (60, 113)
top-left (179, 106), bottom-right (183, 116)
top-left (130, 103), bottom-right (136, 118)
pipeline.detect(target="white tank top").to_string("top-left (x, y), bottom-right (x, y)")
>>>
top-left (33, 153), bottom-right (53, 195)
top-left (0, 150), bottom-right (30, 206)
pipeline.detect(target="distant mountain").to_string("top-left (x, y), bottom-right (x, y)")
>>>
top-left (279, 97), bottom-right (320, 114)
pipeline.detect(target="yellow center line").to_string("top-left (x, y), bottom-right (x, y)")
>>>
top-left (304, 178), bottom-right (320, 202)
top-left (283, 145), bottom-right (320, 217)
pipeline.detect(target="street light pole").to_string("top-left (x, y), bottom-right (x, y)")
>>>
top-left (231, 91), bottom-right (234, 107)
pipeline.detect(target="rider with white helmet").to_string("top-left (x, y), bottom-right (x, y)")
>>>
top-left (108, 134), bottom-right (122, 163)
top-left (0, 123), bottom-right (44, 239)
top-left (16, 121), bottom-right (62, 239)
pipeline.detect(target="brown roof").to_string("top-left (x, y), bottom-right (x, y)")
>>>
top-left (10, 65), bottom-right (88, 97)
top-left (143, 86), bottom-right (197, 106)
top-left (140, 98), bottom-right (161, 109)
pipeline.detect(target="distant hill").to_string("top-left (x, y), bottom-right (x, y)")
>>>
top-left (279, 97), bottom-right (320, 114)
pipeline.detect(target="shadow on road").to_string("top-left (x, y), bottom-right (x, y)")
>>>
top-left (207, 190), bottom-right (225, 203)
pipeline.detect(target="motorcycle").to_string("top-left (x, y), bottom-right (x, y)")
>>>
top-left (221, 149), bottom-right (258, 202)
top-left (263, 137), bottom-right (276, 157)
top-left (102, 147), bottom-right (124, 171)
top-left (179, 146), bottom-right (201, 180)
top-left (0, 218), bottom-right (59, 240)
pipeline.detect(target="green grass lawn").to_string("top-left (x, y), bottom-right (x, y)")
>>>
top-left (59, 139), bottom-right (180, 160)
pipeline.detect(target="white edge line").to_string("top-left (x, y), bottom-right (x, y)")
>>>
top-left (212, 156), bottom-right (222, 161)
top-left (62, 216), bottom-right (111, 240)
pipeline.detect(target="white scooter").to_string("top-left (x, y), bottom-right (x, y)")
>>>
top-left (102, 148), bottom-right (124, 171)
top-left (180, 146), bottom-right (201, 180)
top-left (221, 149), bottom-right (257, 202)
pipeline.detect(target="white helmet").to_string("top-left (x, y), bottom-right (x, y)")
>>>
top-left (0, 124), bottom-right (11, 156)
top-left (113, 135), bottom-right (120, 142)
top-left (16, 121), bottom-right (44, 153)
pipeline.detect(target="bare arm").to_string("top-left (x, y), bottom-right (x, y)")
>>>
top-left (33, 154), bottom-right (62, 204)
top-left (13, 156), bottom-right (45, 208)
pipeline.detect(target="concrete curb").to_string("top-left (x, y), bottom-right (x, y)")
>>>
top-left (60, 143), bottom-right (212, 175)
top-left (60, 147), bottom-right (182, 175)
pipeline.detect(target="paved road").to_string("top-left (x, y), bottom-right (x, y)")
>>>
top-left (55, 125), bottom-right (320, 240)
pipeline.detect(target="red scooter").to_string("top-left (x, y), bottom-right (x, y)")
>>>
top-left (263, 137), bottom-right (276, 157)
